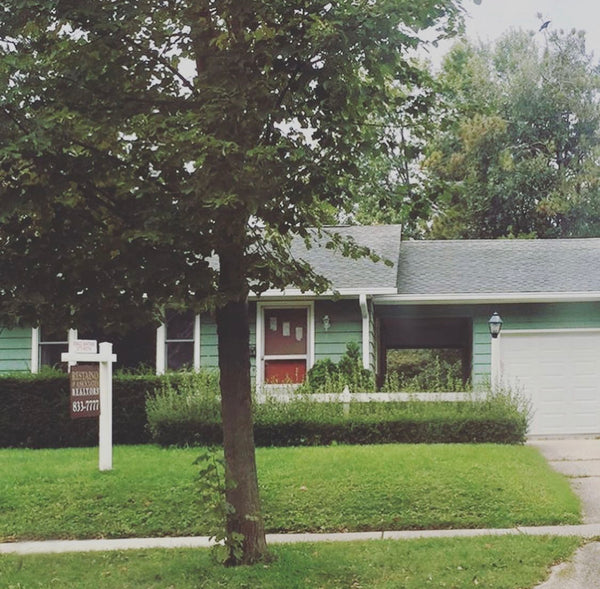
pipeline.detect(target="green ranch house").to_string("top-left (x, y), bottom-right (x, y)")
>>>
top-left (2, 225), bottom-right (600, 436)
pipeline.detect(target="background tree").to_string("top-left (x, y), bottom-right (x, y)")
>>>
top-left (344, 70), bottom-right (441, 236)
top-left (423, 27), bottom-right (600, 238)
top-left (0, 0), bottom-right (462, 564)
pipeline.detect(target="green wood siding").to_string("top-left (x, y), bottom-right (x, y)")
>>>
top-left (199, 302), bottom-right (256, 377)
top-left (198, 300), bottom-right (600, 387)
top-left (199, 313), bottom-right (218, 369)
top-left (314, 299), bottom-right (362, 364)
top-left (0, 327), bottom-right (32, 372)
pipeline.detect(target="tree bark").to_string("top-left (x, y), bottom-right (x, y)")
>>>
top-left (216, 245), bottom-right (270, 566)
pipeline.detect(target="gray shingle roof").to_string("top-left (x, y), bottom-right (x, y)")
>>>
top-left (290, 225), bottom-right (401, 291)
top-left (396, 239), bottom-right (600, 294)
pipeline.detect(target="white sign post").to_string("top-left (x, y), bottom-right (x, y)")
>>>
top-left (62, 341), bottom-right (117, 471)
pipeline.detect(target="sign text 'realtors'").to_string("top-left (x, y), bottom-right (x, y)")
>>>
top-left (70, 364), bottom-right (100, 419)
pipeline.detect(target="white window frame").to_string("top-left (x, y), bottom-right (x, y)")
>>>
top-left (156, 314), bottom-right (200, 375)
top-left (31, 327), bottom-right (77, 373)
top-left (256, 301), bottom-right (314, 389)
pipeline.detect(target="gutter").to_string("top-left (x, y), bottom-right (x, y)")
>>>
top-left (373, 292), bottom-right (600, 305)
top-left (250, 287), bottom-right (397, 300)
top-left (359, 294), bottom-right (370, 371)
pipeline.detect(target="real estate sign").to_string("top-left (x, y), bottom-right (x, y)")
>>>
top-left (70, 364), bottom-right (100, 419)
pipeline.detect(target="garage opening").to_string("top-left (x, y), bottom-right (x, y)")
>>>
top-left (386, 348), bottom-right (465, 391)
top-left (378, 317), bottom-right (472, 391)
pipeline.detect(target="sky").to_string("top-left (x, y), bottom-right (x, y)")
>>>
top-left (429, 0), bottom-right (600, 65)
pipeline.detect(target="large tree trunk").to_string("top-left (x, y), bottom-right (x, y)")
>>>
top-left (216, 246), bottom-right (270, 566)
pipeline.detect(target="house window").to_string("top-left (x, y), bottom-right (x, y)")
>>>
top-left (260, 305), bottom-right (313, 385)
top-left (39, 328), bottom-right (69, 370)
top-left (165, 310), bottom-right (196, 371)
top-left (32, 327), bottom-right (76, 372)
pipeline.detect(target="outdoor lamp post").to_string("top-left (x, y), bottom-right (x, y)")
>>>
top-left (488, 312), bottom-right (503, 391)
top-left (488, 312), bottom-right (503, 338)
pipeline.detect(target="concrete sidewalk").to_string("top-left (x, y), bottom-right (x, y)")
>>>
top-left (2, 523), bottom-right (600, 555)
top-left (529, 438), bottom-right (600, 524)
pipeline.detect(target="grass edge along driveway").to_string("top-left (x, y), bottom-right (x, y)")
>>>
top-left (0, 443), bottom-right (581, 542)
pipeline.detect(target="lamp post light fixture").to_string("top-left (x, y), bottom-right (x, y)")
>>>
top-left (488, 312), bottom-right (503, 392)
top-left (488, 312), bottom-right (503, 339)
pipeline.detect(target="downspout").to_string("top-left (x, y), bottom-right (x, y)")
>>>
top-left (31, 327), bottom-right (40, 374)
top-left (194, 314), bottom-right (201, 372)
top-left (359, 294), bottom-right (370, 371)
top-left (156, 324), bottom-right (166, 375)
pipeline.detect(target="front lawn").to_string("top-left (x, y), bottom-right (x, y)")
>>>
top-left (0, 444), bottom-right (580, 542)
top-left (0, 537), bottom-right (580, 589)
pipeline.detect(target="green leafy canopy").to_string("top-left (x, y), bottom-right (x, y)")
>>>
top-left (0, 0), bottom-right (462, 330)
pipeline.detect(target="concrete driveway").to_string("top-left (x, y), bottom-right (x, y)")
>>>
top-left (529, 438), bottom-right (600, 588)
top-left (529, 438), bottom-right (600, 524)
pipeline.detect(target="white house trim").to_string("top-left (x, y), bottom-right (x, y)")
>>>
top-left (31, 327), bottom-right (77, 373)
top-left (251, 287), bottom-right (397, 299)
top-left (501, 328), bottom-right (600, 335)
top-left (30, 327), bottom-right (40, 374)
top-left (156, 314), bottom-right (200, 375)
top-left (374, 292), bottom-right (600, 305)
top-left (256, 300), bottom-right (315, 389)
top-left (155, 324), bottom-right (166, 375)
top-left (194, 313), bottom-right (201, 372)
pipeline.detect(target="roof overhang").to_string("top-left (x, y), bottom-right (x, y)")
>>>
top-left (373, 292), bottom-right (600, 305)
top-left (249, 287), bottom-right (397, 300)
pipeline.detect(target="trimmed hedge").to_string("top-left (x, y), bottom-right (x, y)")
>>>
top-left (150, 414), bottom-right (527, 447)
top-left (0, 372), bottom-right (182, 448)
top-left (148, 397), bottom-right (529, 447)
top-left (2, 370), bottom-right (529, 448)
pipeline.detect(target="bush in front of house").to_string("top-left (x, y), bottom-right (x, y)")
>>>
top-left (145, 370), bottom-right (223, 446)
top-left (0, 370), bottom-right (188, 448)
top-left (146, 372), bottom-right (530, 446)
top-left (299, 341), bottom-right (375, 393)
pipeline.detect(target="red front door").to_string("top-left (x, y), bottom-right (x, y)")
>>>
top-left (263, 308), bottom-right (308, 384)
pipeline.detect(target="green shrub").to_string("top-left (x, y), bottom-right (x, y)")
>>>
top-left (300, 341), bottom-right (375, 393)
top-left (145, 371), bottom-right (222, 446)
top-left (383, 351), bottom-right (469, 392)
top-left (147, 382), bottom-right (530, 447)
top-left (0, 370), bottom-right (191, 448)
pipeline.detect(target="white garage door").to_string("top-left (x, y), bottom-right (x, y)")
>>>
top-left (499, 329), bottom-right (600, 436)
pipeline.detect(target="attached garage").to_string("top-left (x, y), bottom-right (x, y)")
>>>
top-left (499, 329), bottom-right (600, 436)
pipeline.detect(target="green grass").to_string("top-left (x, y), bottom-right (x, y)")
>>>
top-left (0, 444), bottom-right (580, 542)
top-left (0, 537), bottom-right (580, 589)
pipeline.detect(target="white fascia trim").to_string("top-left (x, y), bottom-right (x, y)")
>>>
top-left (359, 294), bottom-right (370, 371)
top-left (250, 287), bottom-right (397, 299)
top-left (502, 327), bottom-right (600, 335)
top-left (374, 292), bottom-right (600, 305)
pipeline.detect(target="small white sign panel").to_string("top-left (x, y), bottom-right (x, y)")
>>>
top-left (73, 340), bottom-right (98, 354)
